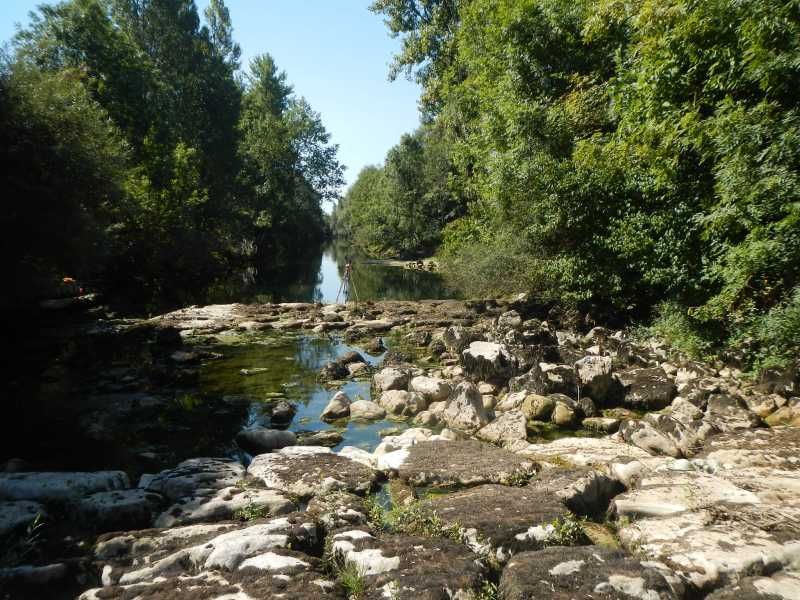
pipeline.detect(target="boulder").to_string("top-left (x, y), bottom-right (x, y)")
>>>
top-left (409, 376), bottom-right (451, 402)
top-left (236, 428), bottom-right (297, 455)
top-left (461, 341), bottom-right (516, 382)
top-left (499, 546), bottom-right (680, 600)
top-left (305, 491), bottom-right (368, 533)
top-left (706, 571), bottom-right (800, 599)
top-left (441, 381), bottom-right (490, 434)
top-left (551, 397), bottom-right (578, 427)
top-left (248, 447), bottom-right (378, 499)
top-left (396, 439), bottom-right (537, 488)
top-left (496, 391), bottom-right (527, 412)
top-left (443, 325), bottom-right (480, 354)
top-left (511, 363), bottom-right (578, 398)
top-left (706, 394), bottom-right (764, 432)
top-left (320, 391), bottom-right (351, 421)
top-left (522, 394), bottom-right (555, 421)
top-left (476, 410), bottom-right (528, 446)
top-left (519, 436), bottom-right (651, 467)
top-left (378, 390), bottom-right (428, 416)
top-left (268, 400), bottom-right (296, 425)
top-left (373, 367), bottom-right (409, 392)
top-left (0, 471), bottom-right (129, 502)
top-left (296, 430), bottom-right (344, 447)
top-left (582, 417), bottom-right (620, 434)
top-left (618, 367), bottom-right (677, 410)
top-left (574, 355), bottom-right (616, 403)
top-left (643, 412), bottom-right (717, 458)
top-left (619, 420), bottom-right (682, 458)
top-left (349, 400), bottom-right (386, 421)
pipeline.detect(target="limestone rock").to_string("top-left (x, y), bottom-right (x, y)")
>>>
top-left (0, 501), bottom-right (46, 537)
top-left (248, 447), bottom-right (378, 499)
top-left (441, 381), bottom-right (490, 434)
top-left (429, 484), bottom-right (570, 562)
top-left (499, 546), bottom-right (679, 600)
top-left (443, 325), bottom-right (480, 354)
top-left (476, 410), bottom-right (528, 446)
top-left (619, 420), bottom-right (682, 458)
top-left (706, 394), bottom-right (763, 432)
top-left (349, 399), bottom-right (386, 421)
top-left (154, 485), bottom-right (296, 528)
top-left (141, 458), bottom-right (244, 501)
top-left (73, 489), bottom-right (162, 532)
top-left (575, 355), bottom-right (616, 403)
top-left (0, 471), bottom-right (129, 502)
top-left (329, 529), bottom-right (485, 599)
top-left (378, 389), bottom-right (427, 416)
top-left (461, 341), bottom-right (516, 382)
top-left (305, 491), bottom-right (368, 533)
top-left (373, 367), bottom-right (409, 392)
top-left (618, 367), bottom-right (677, 410)
top-left (409, 375), bottom-right (451, 402)
top-left (582, 417), bottom-right (620, 433)
top-left (397, 439), bottom-right (536, 488)
top-left (321, 391), bottom-right (351, 421)
top-left (520, 436), bottom-right (651, 467)
top-left (511, 363), bottom-right (578, 398)
top-left (521, 393), bottom-right (555, 421)
top-left (296, 430), bottom-right (343, 447)
top-left (496, 391), bottom-right (527, 412)
top-left (551, 397), bottom-right (578, 427)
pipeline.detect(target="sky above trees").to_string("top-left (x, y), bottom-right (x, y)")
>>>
top-left (0, 0), bottom-right (422, 193)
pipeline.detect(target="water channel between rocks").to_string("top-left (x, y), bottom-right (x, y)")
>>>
top-left (199, 331), bottom-right (409, 457)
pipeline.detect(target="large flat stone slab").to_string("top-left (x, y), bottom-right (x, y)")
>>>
top-left (0, 471), bottom-right (129, 502)
top-left (94, 514), bottom-right (319, 588)
top-left (247, 447), bottom-right (378, 499)
top-left (330, 529), bottom-right (485, 599)
top-left (515, 436), bottom-right (651, 467)
top-left (396, 440), bottom-right (537, 488)
top-left (499, 545), bottom-right (681, 599)
top-left (141, 457), bottom-right (244, 501)
top-left (427, 484), bottom-right (570, 562)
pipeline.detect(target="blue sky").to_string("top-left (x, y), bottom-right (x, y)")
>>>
top-left (0, 0), bottom-right (422, 194)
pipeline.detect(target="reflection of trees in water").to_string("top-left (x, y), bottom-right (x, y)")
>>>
top-left (349, 262), bottom-right (458, 301)
top-left (295, 336), bottom-right (342, 370)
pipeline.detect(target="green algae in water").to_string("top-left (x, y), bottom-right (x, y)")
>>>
top-left (195, 332), bottom-right (408, 452)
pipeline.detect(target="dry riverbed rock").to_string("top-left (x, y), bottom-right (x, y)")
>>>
top-left (329, 529), bottom-right (486, 599)
top-left (499, 545), bottom-right (680, 600)
top-left (247, 446), bottom-right (378, 499)
top-left (396, 439), bottom-right (537, 488)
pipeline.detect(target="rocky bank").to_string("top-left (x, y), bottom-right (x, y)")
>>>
top-left (1, 297), bottom-right (799, 599)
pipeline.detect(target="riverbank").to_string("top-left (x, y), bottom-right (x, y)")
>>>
top-left (1, 297), bottom-right (799, 599)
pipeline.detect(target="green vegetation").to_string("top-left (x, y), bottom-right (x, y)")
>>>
top-left (2, 0), bottom-right (342, 311)
top-left (340, 0), bottom-right (800, 374)
top-left (233, 497), bottom-right (270, 521)
top-left (546, 514), bottom-right (589, 546)
top-left (336, 560), bottom-right (367, 599)
top-left (0, 513), bottom-right (45, 568)
top-left (365, 494), bottom-right (462, 541)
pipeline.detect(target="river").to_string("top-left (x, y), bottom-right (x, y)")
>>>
top-left (206, 243), bottom-right (459, 305)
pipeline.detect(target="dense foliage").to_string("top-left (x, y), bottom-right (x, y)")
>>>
top-left (363, 0), bottom-right (800, 372)
top-left (1, 0), bottom-right (343, 310)
top-left (332, 121), bottom-right (464, 258)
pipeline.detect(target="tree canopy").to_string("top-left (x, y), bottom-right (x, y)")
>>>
top-left (2, 0), bottom-right (343, 311)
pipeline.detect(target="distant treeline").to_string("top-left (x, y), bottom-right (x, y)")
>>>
top-left (1, 0), bottom-right (343, 312)
top-left (333, 0), bottom-right (800, 374)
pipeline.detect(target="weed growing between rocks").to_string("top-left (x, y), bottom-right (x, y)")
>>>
top-left (364, 494), bottom-right (462, 542)
top-left (546, 514), bottom-right (589, 546)
top-left (504, 469), bottom-right (535, 487)
top-left (475, 580), bottom-right (499, 600)
top-left (233, 497), bottom-right (270, 521)
top-left (337, 559), bottom-right (366, 599)
top-left (0, 513), bottom-right (45, 568)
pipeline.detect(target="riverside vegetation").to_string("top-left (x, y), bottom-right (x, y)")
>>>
top-left (333, 0), bottom-right (800, 376)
